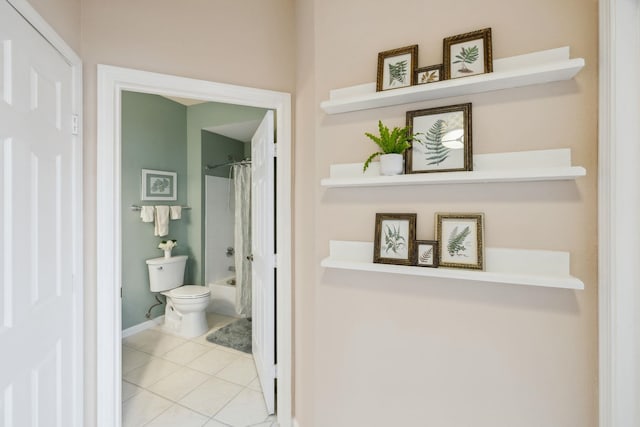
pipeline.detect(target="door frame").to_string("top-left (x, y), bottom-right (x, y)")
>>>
top-left (599, 0), bottom-right (640, 425)
top-left (96, 65), bottom-right (292, 427)
top-left (4, 0), bottom-right (84, 424)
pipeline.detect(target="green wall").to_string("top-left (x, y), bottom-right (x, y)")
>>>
top-left (121, 91), bottom-right (188, 329)
top-left (202, 130), bottom-right (246, 179)
top-left (185, 103), bottom-right (267, 285)
top-left (121, 93), bottom-right (267, 329)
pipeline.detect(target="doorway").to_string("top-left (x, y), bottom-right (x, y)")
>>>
top-left (119, 92), bottom-right (276, 424)
top-left (96, 66), bottom-right (292, 427)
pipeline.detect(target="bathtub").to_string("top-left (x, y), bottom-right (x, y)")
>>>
top-left (206, 275), bottom-right (240, 318)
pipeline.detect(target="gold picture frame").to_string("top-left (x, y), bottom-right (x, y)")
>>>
top-left (373, 213), bottom-right (417, 265)
top-left (376, 45), bottom-right (418, 91)
top-left (435, 212), bottom-right (485, 270)
top-left (443, 28), bottom-right (493, 80)
top-left (405, 103), bottom-right (473, 174)
top-left (415, 64), bottom-right (443, 85)
top-left (415, 240), bottom-right (439, 268)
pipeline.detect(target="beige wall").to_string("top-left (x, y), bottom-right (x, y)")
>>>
top-left (27, 0), bottom-right (81, 53)
top-left (295, 0), bottom-right (598, 426)
top-left (79, 1), bottom-right (295, 424)
top-left (30, 0), bottom-right (598, 425)
top-left (294, 0), bottom-right (317, 423)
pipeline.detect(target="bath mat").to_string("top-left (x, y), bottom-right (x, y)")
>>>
top-left (206, 318), bottom-right (252, 354)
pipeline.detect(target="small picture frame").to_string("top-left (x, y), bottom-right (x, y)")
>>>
top-left (415, 240), bottom-right (439, 268)
top-left (373, 213), bottom-right (417, 265)
top-left (405, 103), bottom-right (472, 174)
top-left (415, 64), bottom-right (443, 85)
top-left (435, 213), bottom-right (485, 270)
top-left (141, 169), bottom-right (177, 201)
top-left (376, 45), bottom-right (419, 92)
top-left (443, 28), bottom-right (493, 80)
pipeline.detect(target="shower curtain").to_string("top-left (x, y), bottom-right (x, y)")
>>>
top-left (232, 164), bottom-right (252, 317)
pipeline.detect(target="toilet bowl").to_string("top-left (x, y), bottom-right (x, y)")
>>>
top-left (146, 255), bottom-right (211, 338)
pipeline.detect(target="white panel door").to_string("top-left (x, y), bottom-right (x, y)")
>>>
top-left (251, 110), bottom-right (275, 414)
top-left (0, 2), bottom-right (82, 426)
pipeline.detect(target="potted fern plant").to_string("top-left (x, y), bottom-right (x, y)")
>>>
top-left (363, 120), bottom-right (417, 175)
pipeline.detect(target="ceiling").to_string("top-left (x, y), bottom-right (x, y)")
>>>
top-left (163, 95), bottom-right (207, 106)
top-left (162, 95), bottom-right (261, 143)
top-left (204, 119), bottom-right (262, 143)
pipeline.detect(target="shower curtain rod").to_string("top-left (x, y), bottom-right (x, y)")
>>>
top-left (205, 159), bottom-right (251, 170)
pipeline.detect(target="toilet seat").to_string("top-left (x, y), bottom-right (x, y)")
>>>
top-left (166, 285), bottom-right (210, 299)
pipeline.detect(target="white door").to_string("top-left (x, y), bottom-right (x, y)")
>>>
top-left (251, 110), bottom-right (276, 414)
top-left (0, 1), bottom-right (82, 426)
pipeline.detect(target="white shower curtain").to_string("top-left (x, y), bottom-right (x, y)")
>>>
top-left (233, 164), bottom-right (252, 317)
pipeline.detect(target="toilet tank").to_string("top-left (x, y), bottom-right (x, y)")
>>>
top-left (146, 255), bottom-right (188, 292)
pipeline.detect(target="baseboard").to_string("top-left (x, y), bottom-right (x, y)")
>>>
top-left (122, 316), bottom-right (164, 338)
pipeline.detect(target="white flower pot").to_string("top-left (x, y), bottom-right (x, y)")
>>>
top-left (164, 250), bottom-right (172, 259)
top-left (379, 153), bottom-right (404, 176)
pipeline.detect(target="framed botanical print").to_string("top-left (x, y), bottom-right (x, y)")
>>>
top-left (435, 212), bottom-right (485, 270)
top-left (415, 240), bottom-right (439, 268)
top-left (415, 64), bottom-right (443, 85)
top-left (405, 103), bottom-right (472, 174)
top-left (443, 28), bottom-right (493, 79)
top-left (373, 213), bottom-right (417, 265)
top-left (141, 169), bottom-right (177, 201)
top-left (376, 45), bottom-right (419, 91)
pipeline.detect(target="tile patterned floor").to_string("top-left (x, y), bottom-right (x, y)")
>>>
top-left (122, 313), bottom-right (277, 427)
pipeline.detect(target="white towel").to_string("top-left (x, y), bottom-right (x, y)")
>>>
top-left (140, 206), bottom-right (154, 223)
top-left (154, 206), bottom-right (170, 236)
top-left (170, 205), bottom-right (182, 220)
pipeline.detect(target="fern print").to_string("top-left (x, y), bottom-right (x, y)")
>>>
top-left (447, 225), bottom-right (471, 256)
top-left (419, 247), bottom-right (433, 264)
top-left (453, 45), bottom-right (479, 73)
top-left (384, 225), bottom-right (406, 254)
top-left (417, 119), bottom-right (450, 166)
top-left (388, 60), bottom-right (408, 86)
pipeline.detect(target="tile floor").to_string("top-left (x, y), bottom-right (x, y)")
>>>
top-left (122, 313), bottom-right (277, 427)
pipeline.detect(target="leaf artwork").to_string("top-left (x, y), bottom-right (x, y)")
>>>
top-left (452, 45), bottom-right (479, 73)
top-left (151, 178), bottom-right (170, 193)
top-left (419, 71), bottom-right (439, 84)
top-left (388, 60), bottom-right (408, 86)
top-left (416, 119), bottom-right (450, 166)
top-left (447, 225), bottom-right (471, 257)
top-left (419, 247), bottom-right (433, 264)
top-left (383, 224), bottom-right (406, 255)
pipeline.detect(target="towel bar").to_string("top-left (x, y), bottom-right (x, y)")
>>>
top-left (130, 205), bottom-right (192, 211)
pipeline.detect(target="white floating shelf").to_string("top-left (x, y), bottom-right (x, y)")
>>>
top-left (321, 148), bottom-right (585, 188)
top-left (322, 241), bottom-right (584, 290)
top-left (320, 47), bottom-right (585, 114)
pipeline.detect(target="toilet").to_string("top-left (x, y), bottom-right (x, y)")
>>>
top-left (146, 255), bottom-right (211, 338)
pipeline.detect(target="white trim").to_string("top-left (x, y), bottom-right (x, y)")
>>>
top-left (121, 316), bottom-right (165, 338)
top-left (97, 65), bottom-right (293, 427)
top-left (4, 1), bottom-right (84, 425)
top-left (292, 419), bottom-right (301, 427)
top-left (599, 0), bottom-right (640, 426)
top-left (6, 0), bottom-right (81, 65)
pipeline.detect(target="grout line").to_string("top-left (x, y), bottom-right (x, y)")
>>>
top-left (123, 318), bottom-right (263, 426)
top-left (138, 400), bottom-right (176, 427)
top-left (208, 383), bottom-right (250, 422)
